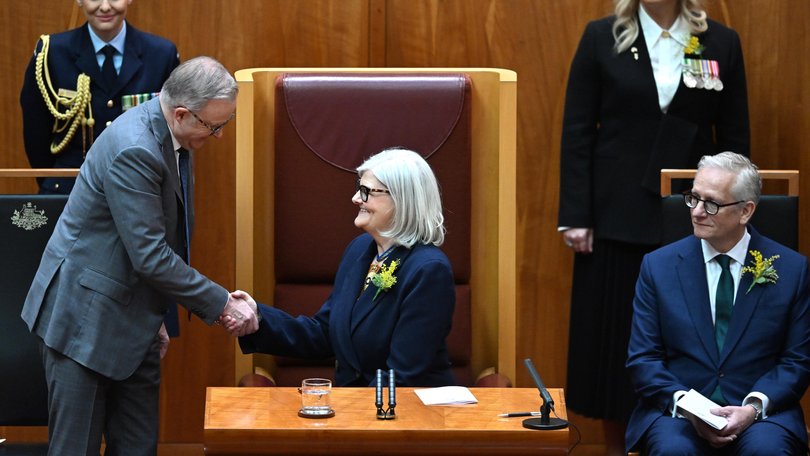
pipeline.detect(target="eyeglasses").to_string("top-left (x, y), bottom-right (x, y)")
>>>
top-left (181, 106), bottom-right (235, 136)
top-left (683, 192), bottom-right (745, 215)
top-left (356, 179), bottom-right (390, 202)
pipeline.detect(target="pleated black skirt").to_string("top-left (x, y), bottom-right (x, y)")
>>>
top-left (565, 238), bottom-right (655, 422)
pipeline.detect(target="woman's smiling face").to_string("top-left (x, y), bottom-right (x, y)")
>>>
top-left (352, 171), bottom-right (394, 235)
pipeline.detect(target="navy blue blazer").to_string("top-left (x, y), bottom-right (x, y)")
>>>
top-left (240, 233), bottom-right (457, 387)
top-left (558, 17), bottom-right (749, 244)
top-left (626, 227), bottom-right (810, 451)
top-left (20, 22), bottom-right (179, 194)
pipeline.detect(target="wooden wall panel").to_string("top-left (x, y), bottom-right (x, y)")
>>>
top-left (0, 0), bottom-right (371, 444)
top-left (2, 0), bottom-right (809, 451)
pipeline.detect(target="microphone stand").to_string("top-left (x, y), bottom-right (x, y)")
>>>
top-left (522, 358), bottom-right (568, 430)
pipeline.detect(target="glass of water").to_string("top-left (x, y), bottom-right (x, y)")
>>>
top-left (299, 378), bottom-right (333, 417)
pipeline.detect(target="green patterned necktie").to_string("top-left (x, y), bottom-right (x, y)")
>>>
top-left (714, 254), bottom-right (734, 352)
top-left (710, 254), bottom-right (734, 406)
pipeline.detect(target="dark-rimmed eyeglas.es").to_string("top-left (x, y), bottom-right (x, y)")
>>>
top-left (356, 179), bottom-right (390, 202)
top-left (683, 192), bottom-right (745, 215)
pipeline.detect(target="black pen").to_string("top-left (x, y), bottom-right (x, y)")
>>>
top-left (497, 411), bottom-right (543, 418)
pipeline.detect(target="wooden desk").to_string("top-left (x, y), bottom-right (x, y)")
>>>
top-left (204, 387), bottom-right (568, 455)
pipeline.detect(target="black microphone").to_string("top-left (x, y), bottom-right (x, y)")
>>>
top-left (522, 358), bottom-right (568, 430)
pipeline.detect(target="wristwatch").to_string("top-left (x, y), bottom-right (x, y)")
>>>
top-left (747, 402), bottom-right (763, 421)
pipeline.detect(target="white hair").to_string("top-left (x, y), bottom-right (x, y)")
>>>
top-left (697, 151), bottom-right (761, 203)
top-left (357, 147), bottom-right (445, 247)
top-left (612, 0), bottom-right (708, 53)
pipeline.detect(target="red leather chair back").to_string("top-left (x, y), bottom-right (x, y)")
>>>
top-left (272, 73), bottom-right (473, 386)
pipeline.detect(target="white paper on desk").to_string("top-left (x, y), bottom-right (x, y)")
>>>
top-left (0, 438), bottom-right (5, 444)
top-left (676, 389), bottom-right (729, 430)
top-left (414, 386), bottom-right (478, 405)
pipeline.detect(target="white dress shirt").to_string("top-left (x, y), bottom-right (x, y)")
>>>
top-left (672, 230), bottom-right (769, 418)
top-left (638, 5), bottom-right (690, 113)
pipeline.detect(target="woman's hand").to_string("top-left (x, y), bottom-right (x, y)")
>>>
top-left (562, 228), bottom-right (593, 254)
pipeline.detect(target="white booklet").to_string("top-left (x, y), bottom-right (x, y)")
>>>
top-left (414, 386), bottom-right (478, 405)
top-left (675, 389), bottom-right (729, 430)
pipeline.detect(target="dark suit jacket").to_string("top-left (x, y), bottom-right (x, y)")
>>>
top-left (558, 16), bottom-right (749, 245)
top-left (625, 228), bottom-right (810, 451)
top-left (20, 22), bottom-right (179, 194)
top-left (240, 233), bottom-right (457, 387)
top-left (22, 98), bottom-right (227, 381)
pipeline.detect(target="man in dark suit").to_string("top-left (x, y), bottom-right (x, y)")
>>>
top-left (21, 56), bottom-right (257, 456)
top-left (559, 4), bottom-right (750, 445)
top-left (626, 152), bottom-right (810, 454)
top-left (20, 0), bottom-right (179, 194)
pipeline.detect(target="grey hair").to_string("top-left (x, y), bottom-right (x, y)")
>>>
top-left (612, 0), bottom-right (708, 53)
top-left (697, 152), bottom-right (761, 203)
top-left (160, 56), bottom-right (238, 111)
top-left (357, 147), bottom-right (445, 248)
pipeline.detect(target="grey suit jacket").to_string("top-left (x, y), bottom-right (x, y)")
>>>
top-left (22, 97), bottom-right (227, 381)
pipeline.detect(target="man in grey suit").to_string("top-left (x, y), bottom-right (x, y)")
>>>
top-left (22, 56), bottom-right (257, 456)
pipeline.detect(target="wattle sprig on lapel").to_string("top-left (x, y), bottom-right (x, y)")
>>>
top-left (741, 250), bottom-right (780, 294)
top-left (683, 35), bottom-right (705, 55)
top-left (372, 259), bottom-right (399, 300)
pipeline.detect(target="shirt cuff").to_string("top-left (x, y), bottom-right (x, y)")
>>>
top-left (742, 392), bottom-right (769, 419)
top-left (672, 390), bottom-right (688, 417)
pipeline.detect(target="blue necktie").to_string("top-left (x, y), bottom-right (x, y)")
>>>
top-left (178, 148), bottom-right (191, 263)
top-left (101, 45), bottom-right (117, 88)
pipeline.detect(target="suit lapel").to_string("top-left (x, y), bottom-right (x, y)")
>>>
top-left (73, 26), bottom-right (106, 93)
top-left (626, 30), bottom-right (663, 118)
top-left (350, 246), bottom-right (413, 334)
top-left (719, 234), bottom-right (766, 363)
top-left (331, 240), bottom-right (376, 373)
top-left (116, 26), bottom-right (143, 96)
top-left (146, 99), bottom-right (183, 202)
top-left (677, 237), bottom-right (720, 363)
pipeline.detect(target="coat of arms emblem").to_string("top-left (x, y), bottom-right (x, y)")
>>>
top-left (11, 202), bottom-right (48, 231)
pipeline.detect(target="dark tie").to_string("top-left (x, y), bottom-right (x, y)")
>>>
top-left (178, 148), bottom-right (191, 263)
top-left (710, 254), bottom-right (733, 405)
top-left (714, 254), bottom-right (734, 351)
top-left (101, 45), bottom-right (118, 88)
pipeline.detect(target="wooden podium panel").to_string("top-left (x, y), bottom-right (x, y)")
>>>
top-left (204, 387), bottom-right (568, 455)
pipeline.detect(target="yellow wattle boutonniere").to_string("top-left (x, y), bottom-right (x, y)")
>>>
top-left (372, 259), bottom-right (399, 300)
top-left (683, 35), bottom-right (705, 55)
top-left (741, 250), bottom-right (780, 294)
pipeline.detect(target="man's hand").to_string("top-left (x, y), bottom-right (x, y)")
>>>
top-left (562, 227), bottom-right (593, 254)
top-left (157, 323), bottom-right (170, 359)
top-left (680, 405), bottom-right (757, 448)
top-left (218, 290), bottom-right (259, 337)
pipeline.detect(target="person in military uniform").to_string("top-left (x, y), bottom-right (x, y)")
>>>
top-left (20, 0), bottom-right (179, 194)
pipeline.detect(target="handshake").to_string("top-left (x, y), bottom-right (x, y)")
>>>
top-left (217, 290), bottom-right (260, 337)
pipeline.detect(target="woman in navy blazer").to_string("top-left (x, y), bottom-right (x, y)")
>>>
top-left (20, 0), bottom-right (179, 194)
top-left (557, 0), bottom-right (750, 451)
top-left (237, 148), bottom-right (456, 387)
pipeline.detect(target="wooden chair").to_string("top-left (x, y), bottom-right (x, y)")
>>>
top-left (233, 68), bottom-right (517, 387)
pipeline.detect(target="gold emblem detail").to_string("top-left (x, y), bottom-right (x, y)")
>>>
top-left (11, 202), bottom-right (49, 231)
